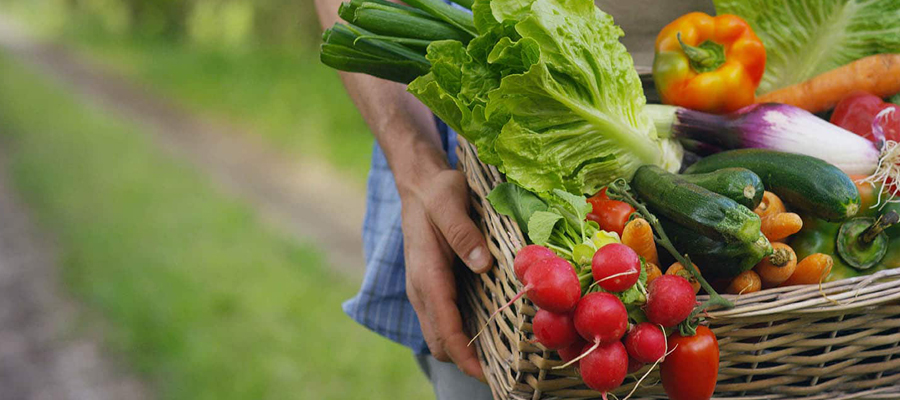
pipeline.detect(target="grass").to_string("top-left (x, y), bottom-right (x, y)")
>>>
top-left (45, 22), bottom-right (375, 185)
top-left (0, 51), bottom-right (432, 400)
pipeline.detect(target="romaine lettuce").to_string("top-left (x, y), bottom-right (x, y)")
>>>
top-left (715, 0), bottom-right (900, 94)
top-left (409, 0), bottom-right (681, 195)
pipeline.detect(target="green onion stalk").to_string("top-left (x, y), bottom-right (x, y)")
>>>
top-left (320, 0), bottom-right (476, 83)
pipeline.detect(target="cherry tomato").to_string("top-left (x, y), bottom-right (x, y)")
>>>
top-left (660, 325), bottom-right (719, 400)
top-left (831, 91), bottom-right (900, 143)
top-left (587, 189), bottom-right (635, 237)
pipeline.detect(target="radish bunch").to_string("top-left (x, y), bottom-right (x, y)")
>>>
top-left (515, 243), bottom-right (699, 399)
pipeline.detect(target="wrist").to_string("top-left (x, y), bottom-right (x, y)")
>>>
top-left (392, 138), bottom-right (451, 200)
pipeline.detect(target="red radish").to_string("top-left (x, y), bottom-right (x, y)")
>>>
top-left (592, 243), bottom-right (642, 292)
top-left (514, 245), bottom-right (556, 283)
top-left (524, 257), bottom-right (581, 313)
top-left (574, 293), bottom-right (628, 344)
top-left (831, 91), bottom-right (900, 143)
top-left (579, 341), bottom-right (628, 399)
top-left (627, 357), bottom-right (645, 374)
top-left (645, 275), bottom-right (696, 327)
top-left (532, 309), bottom-right (578, 350)
top-left (624, 322), bottom-right (667, 364)
top-left (555, 293), bottom-right (628, 369)
top-left (469, 257), bottom-right (580, 345)
top-left (558, 337), bottom-right (588, 363)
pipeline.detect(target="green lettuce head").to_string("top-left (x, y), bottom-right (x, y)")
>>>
top-left (408, 0), bottom-right (682, 195)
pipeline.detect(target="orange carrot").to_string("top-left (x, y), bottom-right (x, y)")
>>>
top-left (781, 253), bottom-right (834, 286)
top-left (726, 270), bottom-right (761, 295)
top-left (754, 191), bottom-right (785, 219)
top-left (760, 212), bottom-right (803, 242)
top-left (753, 243), bottom-right (798, 288)
top-left (757, 54), bottom-right (900, 114)
top-left (645, 262), bottom-right (662, 284)
top-left (666, 262), bottom-right (701, 294)
top-left (622, 218), bottom-right (658, 265)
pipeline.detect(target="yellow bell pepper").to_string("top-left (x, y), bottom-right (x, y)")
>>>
top-left (653, 12), bottom-right (766, 114)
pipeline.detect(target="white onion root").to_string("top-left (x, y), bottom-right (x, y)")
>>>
top-left (860, 140), bottom-right (900, 209)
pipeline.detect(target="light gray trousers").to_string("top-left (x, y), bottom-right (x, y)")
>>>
top-left (415, 354), bottom-right (494, 400)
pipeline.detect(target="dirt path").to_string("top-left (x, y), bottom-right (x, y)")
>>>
top-left (0, 147), bottom-right (152, 400)
top-left (0, 15), bottom-right (367, 276)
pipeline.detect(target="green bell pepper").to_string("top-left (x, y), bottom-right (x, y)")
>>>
top-left (791, 211), bottom-right (900, 282)
top-left (790, 216), bottom-right (858, 282)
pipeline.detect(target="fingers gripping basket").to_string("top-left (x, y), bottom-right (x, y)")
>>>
top-left (456, 136), bottom-right (900, 400)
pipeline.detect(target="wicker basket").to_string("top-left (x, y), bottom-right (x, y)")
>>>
top-left (456, 137), bottom-right (900, 400)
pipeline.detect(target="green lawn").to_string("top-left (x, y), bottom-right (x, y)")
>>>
top-left (60, 29), bottom-right (374, 185)
top-left (0, 52), bottom-right (431, 400)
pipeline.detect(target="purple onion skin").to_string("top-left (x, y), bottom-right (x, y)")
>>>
top-left (672, 103), bottom-right (813, 150)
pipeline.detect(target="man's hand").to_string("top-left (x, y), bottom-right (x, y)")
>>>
top-left (313, 0), bottom-right (492, 375)
top-left (400, 166), bottom-right (493, 380)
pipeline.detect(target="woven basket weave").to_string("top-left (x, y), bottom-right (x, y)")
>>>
top-left (456, 136), bottom-right (900, 400)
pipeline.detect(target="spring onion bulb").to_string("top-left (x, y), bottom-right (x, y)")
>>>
top-left (645, 103), bottom-right (900, 178)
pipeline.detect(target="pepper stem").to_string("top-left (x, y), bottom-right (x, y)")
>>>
top-left (860, 211), bottom-right (900, 244)
top-left (677, 32), bottom-right (726, 73)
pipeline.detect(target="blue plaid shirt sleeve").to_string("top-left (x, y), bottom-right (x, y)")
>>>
top-left (342, 118), bottom-right (459, 354)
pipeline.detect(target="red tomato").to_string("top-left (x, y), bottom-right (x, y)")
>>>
top-left (586, 194), bottom-right (634, 237)
top-left (660, 325), bottom-right (719, 400)
top-left (831, 91), bottom-right (900, 143)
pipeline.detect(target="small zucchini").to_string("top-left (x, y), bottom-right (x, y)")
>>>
top-left (660, 216), bottom-right (772, 280)
top-left (684, 149), bottom-right (861, 222)
top-left (679, 168), bottom-right (765, 210)
top-left (632, 165), bottom-right (763, 244)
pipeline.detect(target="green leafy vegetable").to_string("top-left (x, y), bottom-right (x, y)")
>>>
top-left (890, 93), bottom-right (900, 106)
top-left (409, 0), bottom-right (682, 195)
top-left (487, 182), bottom-right (548, 234)
top-left (527, 211), bottom-right (564, 245)
top-left (714, 0), bottom-right (900, 94)
top-left (552, 189), bottom-right (593, 230)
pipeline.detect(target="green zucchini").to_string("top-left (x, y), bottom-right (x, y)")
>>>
top-left (679, 168), bottom-right (765, 210)
top-left (632, 165), bottom-right (763, 244)
top-left (660, 216), bottom-right (772, 280)
top-left (684, 149), bottom-right (860, 222)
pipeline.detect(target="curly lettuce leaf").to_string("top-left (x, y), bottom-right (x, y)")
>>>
top-left (410, 0), bottom-right (682, 195)
top-left (715, 0), bottom-right (900, 94)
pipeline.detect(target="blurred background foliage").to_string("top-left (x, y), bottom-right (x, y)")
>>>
top-left (0, 0), bottom-right (432, 399)
top-left (2, 0), bottom-right (374, 182)
top-left (7, 0), bottom-right (323, 49)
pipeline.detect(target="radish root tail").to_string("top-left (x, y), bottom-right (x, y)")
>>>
top-left (553, 340), bottom-right (600, 369)
top-left (468, 287), bottom-right (529, 347)
top-left (620, 326), bottom-right (676, 400)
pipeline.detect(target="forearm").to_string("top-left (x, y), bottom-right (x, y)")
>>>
top-left (315, 0), bottom-right (448, 196)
